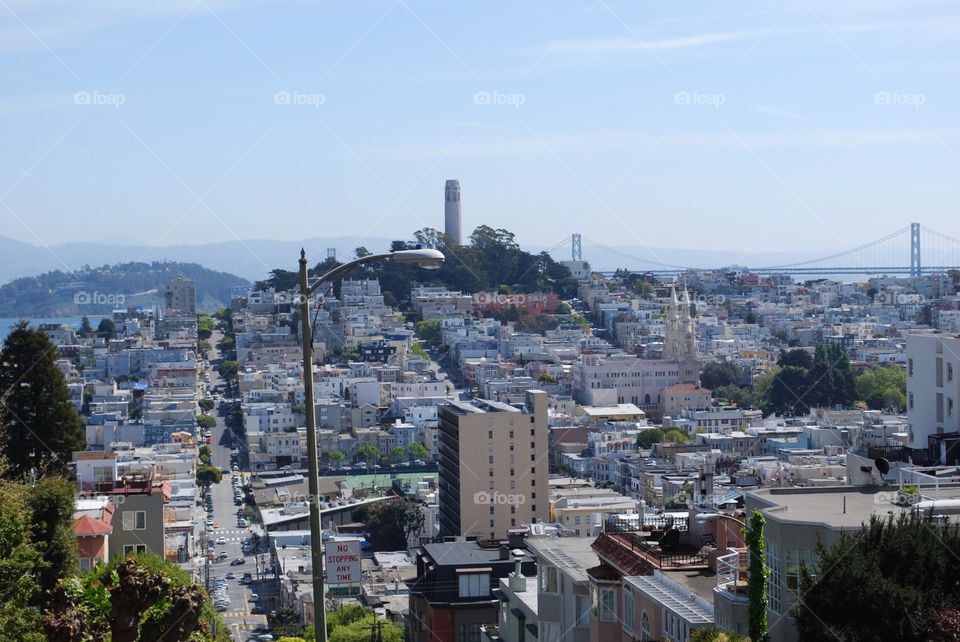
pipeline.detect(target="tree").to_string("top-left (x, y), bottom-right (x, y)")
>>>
top-left (555, 301), bottom-right (572, 315)
top-left (797, 513), bottom-right (960, 642)
top-left (268, 605), bottom-right (304, 638)
top-left (26, 476), bottom-right (79, 597)
top-left (778, 348), bottom-right (813, 370)
top-left (197, 339), bottom-right (212, 354)
top-left (355, 444), bottom-right (379, 465)
top-left (0, 478), bottom-right (45, 642)
top-left (662, 427), bottom-right (690, 443)
top-left (198, 398), bottom-right (215, 413)
top-left (196, 465), bottom-right (223, 487)
top-left (328, 451), bottom-right (345, 465)
top-left (701, 361), bottom-right (742, 390)
top-left (43, 553), bottom-right (227, 642)
top-left (415, 319), bottom-right (443, 348)
top-left (636, 429), bottom-right (664, 449)
top-left (79, 316), bottom-right (93, 337)
top-left (196, 314), bottom-right (214, 340)
top-left (364, 498), bottom-right (424, 551)
top-left (390, 447), bottom-right (406, 463)
top-left (714, 384), bottom-right (757, 409)
top-left (217, 360), bottom-right (239, 380)
top-left (856, 364), bottom-right (907, 411)
top-left (407, 442), bottom-right (429, 460)
top-left (746, 512), bottom-right (769, 642)
top-left (198, 445), bottom-right (212, 464)
top-left (96, 318), bottom-right (116, 340)
top-left (197, 415), bottom-right (216, 430)
top-left (0, 322), bottom-right (86, 478)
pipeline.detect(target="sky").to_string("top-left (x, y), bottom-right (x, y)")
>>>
top-left (0, 0), bottom-right (958, 257)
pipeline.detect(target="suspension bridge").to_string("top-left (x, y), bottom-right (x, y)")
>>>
top-left (549, 223), bottom-right (960, 278)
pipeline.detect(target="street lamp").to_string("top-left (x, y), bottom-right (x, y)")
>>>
top-left (298, 247), bottom-right (443, 642)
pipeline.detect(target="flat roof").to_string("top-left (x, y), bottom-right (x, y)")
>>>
top-left (625, 573), bottom-right (714, 624)
top-left (527, 537), bottom-right (599, 583)
top-left (421, 541), bottom-right (531, 567)
top-left (748, 485), bottom-right (960, 530)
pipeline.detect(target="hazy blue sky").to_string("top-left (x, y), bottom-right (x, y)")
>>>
top-left (1, 0), bottom-right (958, 255)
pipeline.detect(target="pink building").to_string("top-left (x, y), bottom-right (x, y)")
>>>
top-left (73, 498), bottom-right (114, 571)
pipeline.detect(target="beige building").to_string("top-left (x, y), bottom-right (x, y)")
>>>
top-left (661, 383), bottom-right (713, 417)
top-left (437, 390), bottom-right (549, 540)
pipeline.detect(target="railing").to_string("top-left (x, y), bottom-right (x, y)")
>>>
top-left (604, 515), bottom-right (706, 569)
top-left (716, 548), bottom-right (748, 588)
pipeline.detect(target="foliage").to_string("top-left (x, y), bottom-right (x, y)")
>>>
top-left (636, 429), bottom-right (664, 449)
top-left (701, 361), bottom-right (743, 389)
top-left (0, 478), bottom-right (45, 641)
top-left (196, 314), bottom-right (215, 340)
top-left (26, 476), bottom-right (79, 597)
top-left (355, 444), bottom-right (379, 464)
top-left (406, 442), bottom-right (429, 460)
top-left (43, 553), bottom-right (229, 642)
top-left (364, 497), bottom-right (424, 551)
top-left (409, 342), bottom-right (430, 359)
top-left (328, 451), bottom-right (345, 464)
top-left (197, 415), bottom-right (216, 429)
top-left (0, 262), bottom-right (248, 317)
top-left (198, 398), bottom-right (215, 412)
top-left (689, 627), bottom-right (752, 642)
top-left (0, 322), bottom-right (86, 478)
top-left (713, 384), bottom-right (757, 409)
top-left (80, 316), bottom-right (93, 336)
top-left (415, 319), bottom-right (443, 347)
top-left (96, 318), bottom-right (117, 340)
top-left (268, 605), bottom-right (304, 638)
top-left (662, 427), bottom-right (690, 443)
top-left (196, 465), bottom-right (223, 487)
top-left (758, 345), bottom-right (855, 416)
top-left (798, 513), bottom-right (960, 642)
top-left (197, 339), bottom-right (212, 354)
top-left (198, 445), bottom-right (212, 464)
top-left (855, 364), bottom-right (907, 412)
top-left (326, 605), bottom-right (403, 642)
top-left (554, 301), bottom-right (572, 315)
top-left (217, 360), bottom-right (239, 380)
top-left (746, 512), bottom-right (769, 642)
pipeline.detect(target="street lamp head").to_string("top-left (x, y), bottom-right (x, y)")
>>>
top-left (389, 248), bottom-right (445, 270)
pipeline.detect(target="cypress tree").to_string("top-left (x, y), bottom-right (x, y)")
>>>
top-left (0, 321), bottom-right (86, 478)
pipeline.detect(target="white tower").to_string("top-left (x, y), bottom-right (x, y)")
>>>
top-left (444, 179), bottom-right (462, 246)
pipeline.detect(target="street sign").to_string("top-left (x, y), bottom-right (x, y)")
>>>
top-left (324, 539), bottom-right (361, 585)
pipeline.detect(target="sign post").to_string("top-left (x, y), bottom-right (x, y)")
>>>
top-left (324, 539), bottom-right (362, 586)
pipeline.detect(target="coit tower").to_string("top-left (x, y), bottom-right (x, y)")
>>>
top-left (444, 179), bottom-right (462, 246)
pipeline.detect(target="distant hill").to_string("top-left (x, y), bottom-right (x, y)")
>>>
top-left (0, 262), bottom-right (250, 317)
top-left (0, 236), bottom-right (395, 285)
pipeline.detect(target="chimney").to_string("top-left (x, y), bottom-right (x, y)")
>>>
top-left (499, 545), bottom-right (510, 560)
top-left (508, 550), bottom-right (527, 592)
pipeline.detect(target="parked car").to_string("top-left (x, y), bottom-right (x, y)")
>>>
top-left (241, 573), bottom-right (253, 584)
top-left (225, 572), bottom-right (236, 579)
top-left (231, 558), bottom-right (246, 566)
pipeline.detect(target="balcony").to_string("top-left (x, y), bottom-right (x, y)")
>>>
top-left (480, 624), bottom-right (501, 642)
top-left (715, 548), bottom-right (749, 603)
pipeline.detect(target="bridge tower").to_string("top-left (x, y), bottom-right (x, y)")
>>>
top-left (571, 233), bottom-right (582, 261)
top-left (911, 222), bottom-right (922, 277)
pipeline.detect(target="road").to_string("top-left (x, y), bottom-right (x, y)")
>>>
top-left (201, 330), bottom-right (272, 640)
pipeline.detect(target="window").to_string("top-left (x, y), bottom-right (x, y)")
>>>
top-left (575, 594), bottom-right (591, 627)
top-left (509, 430), bottom-right (514, 438)
top-left (123, 544), bottom-right (146, 556)
top-left (908, 358), bottom-right (914, 376)
top-left (79, 557), bottom-right (91, 571)
top-left (575, 515), bottom-right (581, 525)
top-left (641, 612), bottom-right (652, 641)
top-left (767, 541), bottom-right (782, 613)
top-left (122, 510), bottom-right (146, 531)
top-left (488, 430), bottom-right (493, 439)
top-left (539, 566), bottom-right (559, 593)
top-left (623, 587), bottom-right (635, 632)
top-left (458, 573), bottom-right (490, 598)
top-left (490, 507), bottom-right (495, 515)
top-left (600, 588), bottom-right (617, 621)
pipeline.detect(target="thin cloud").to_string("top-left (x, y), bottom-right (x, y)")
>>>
top-left (549, 30), bottom-right (762, 54)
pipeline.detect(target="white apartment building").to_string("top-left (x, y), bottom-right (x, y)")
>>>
top-left (906, 333), bottom-right (960, 453)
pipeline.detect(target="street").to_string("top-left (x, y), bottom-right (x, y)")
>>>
top-left (201, 330), bottom-right (271, 640)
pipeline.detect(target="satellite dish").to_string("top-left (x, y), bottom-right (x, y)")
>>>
top-left (875, 457), bottom-right (890, 476)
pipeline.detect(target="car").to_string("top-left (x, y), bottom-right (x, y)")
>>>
top-left (225, 572), bottom-right (236, 579)
top-left (231, 558), bottom-right (245, 566)
top-left (218, 551), bottom-right (229, 561)
top-left (249, 593), bottom-right (259, 602)
top-left (213, 523), bottom-right (220, 529)
top-left (217, 536), bottom-right (226, 544)
top-left (257, 634), bottom-right (274, 641)
top-left (241, 573), bottom-right (253, 584)
top-left (205, 519), bottom-right (214, 526)
top-left (250, 605), bottom-right (265, 615)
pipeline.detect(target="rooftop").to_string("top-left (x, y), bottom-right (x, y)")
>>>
top-left (420, 541), bottom-right (532, 567)
top-left (527, 537), bottom-right (600, 583)
top-left (625, 571), bottom-right (714, 624)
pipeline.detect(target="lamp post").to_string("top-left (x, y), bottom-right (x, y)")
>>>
top-left (298, 247), bottom-right (443, 642)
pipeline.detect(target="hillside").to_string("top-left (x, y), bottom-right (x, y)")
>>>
top-left (0, 261), bottom-right (249, 317)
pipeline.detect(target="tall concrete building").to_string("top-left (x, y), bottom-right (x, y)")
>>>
top-left (906, 332), bottom-right (960, 459)
top-left (437, 390), bottom-right (549, 540)
top-left (164, 275), bottom-right (196, 316)
top-left (444, 179), bottom-right (462, 246)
